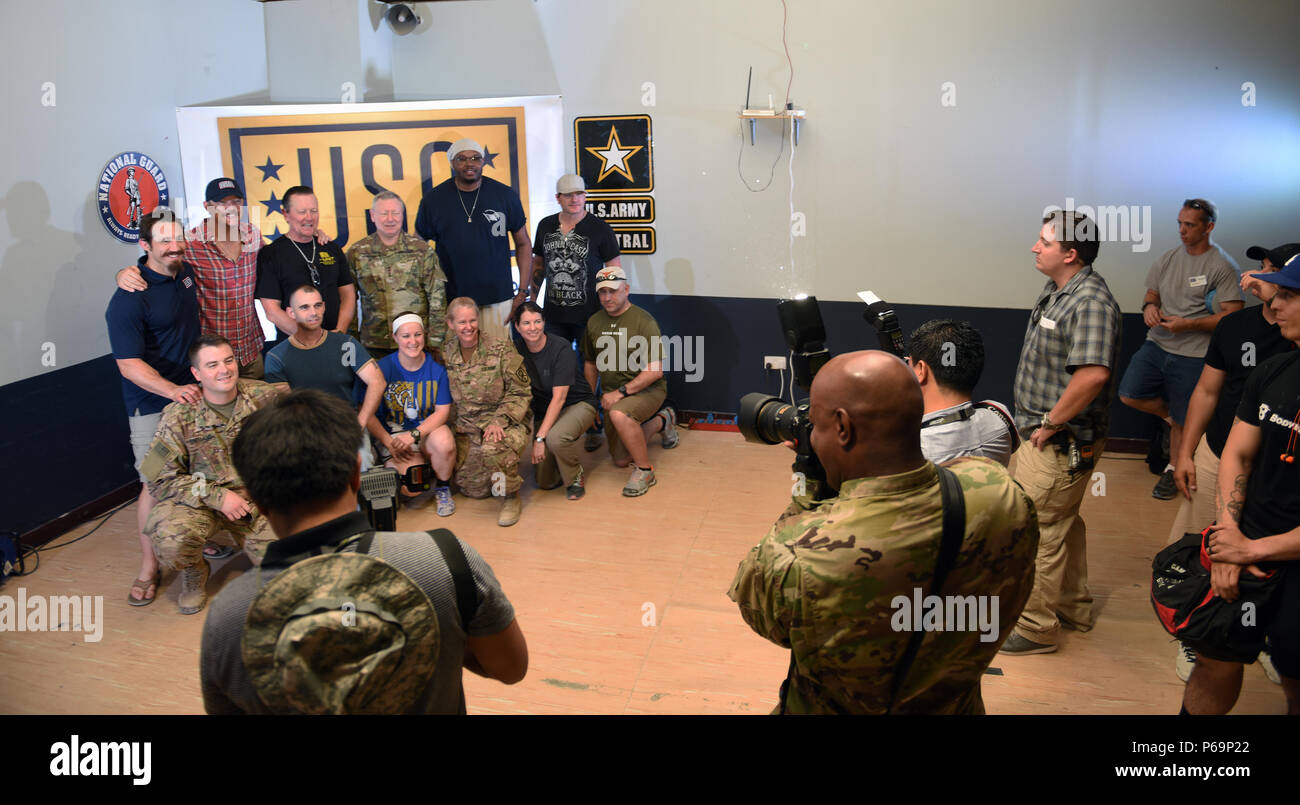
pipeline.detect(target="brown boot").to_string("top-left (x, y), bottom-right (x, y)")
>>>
top-left (498, 493), bottom-right (522, 527)
top-left (178, 562), bottom-right (210, 615)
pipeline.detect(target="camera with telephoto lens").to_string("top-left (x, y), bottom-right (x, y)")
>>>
top-left (738, 292), bottom-right (908, 499)
top-left (358, 463), bottom-right (433, 530)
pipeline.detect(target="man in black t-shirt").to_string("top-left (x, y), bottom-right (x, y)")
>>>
top-left (256, 186), bottom-right (355, 339)
top-left (529, 174), bottom-right (622, 345)
top-left (1185, 254), bottom-right (1300, 715)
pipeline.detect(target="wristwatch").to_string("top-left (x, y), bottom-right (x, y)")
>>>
top-left (618, 385), bottom-right (629, 397)
top-left (535, 436), bottom-right (545, 443)
top-left (409, 428), bottom-right (421, 446)
top-left (1039, 412), bottom-right (1061, 431)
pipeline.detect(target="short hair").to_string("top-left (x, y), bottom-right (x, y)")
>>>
top-left (139, 208), bottom-right (179, 244)
top-left (282, 185), bottom-right (315, 212)
top-left (446, 296), bottom-right (477, 319)
top-left (1183, 198), bottom-right (1217, 224)
top-left (908, 319), bottom-right (984, 396)
top-left (188, 334), bottom-right (233, 367)
top-left (512, 301), bottom-right (544, 325)
top-left (371, 190), bottom-right (404, 211)
top-left (1042, 211), bottom-right (1100, 267)
top-left (289, 284), bottom-right (322, 306)
top-left (232, 389), bottom-right (361, 515)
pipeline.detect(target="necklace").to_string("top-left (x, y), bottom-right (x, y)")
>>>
top-left (458, 186), bottom-right (481, 223)
top-left (288, 236), bottom-right (317, 267)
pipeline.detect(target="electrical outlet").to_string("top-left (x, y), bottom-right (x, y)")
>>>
top-left (764, 356), bottom-right (787, 370)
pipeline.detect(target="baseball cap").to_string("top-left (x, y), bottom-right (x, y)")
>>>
top-left (556, 174), bottom-right (586, 194)
top-left (1245, 243), bottom-right (1300, 270)
top-left (447, 138), bottom-right (485, 162)
top-left (595, 266), bottom-right (628, 290)
top-left (204, 177), bottom-right (244, 203)
top-left (1252, 253), bottom-right (1300, 291)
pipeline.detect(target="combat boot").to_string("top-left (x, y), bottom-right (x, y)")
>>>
top-left (178, 562), bottom-right (210, 615)
top-left (498, 493), bottom-right (522, 527)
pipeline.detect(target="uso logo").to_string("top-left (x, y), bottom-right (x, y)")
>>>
top-left (96, 152), bottom-right (170, 243)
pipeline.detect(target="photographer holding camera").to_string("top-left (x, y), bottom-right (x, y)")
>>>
top-left (728, 351), bottom-right (1037, 714)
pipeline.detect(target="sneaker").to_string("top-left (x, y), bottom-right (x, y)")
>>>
top-left (1260, 648), bottom-right (1281, 685)
top-left (178, 562), bottom-right (210, 615)
top-left (566, 470), bottom-right (585, 501)
top-left (1152, 469), bottom-right (1177, 500)
top-left (1057, 613), bottom-right (1093, 632)
top-left (622, 467), bottom-right (657, 497)
top-left (584, 431), bottom-right (604, 452)
top-left (998, 633), bottom-right (1057, 655)
top-left (498, 493), bottom-right (521, 527)
top-left (658, 406), bottom-right (679, 449)
top-left (434, 485), bottom-right (455, 517)
top-left (1176, 641), bottom-right (1196, 682)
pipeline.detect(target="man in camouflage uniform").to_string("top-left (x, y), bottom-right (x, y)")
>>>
top-left (347, 191), bottom-right (448, 359)
top-left (728, 351), bottom-right (1039, 714)
top-left (443, 297), bottom-right (532, 526)
top-left (141, 335), bottom-right (285, 614)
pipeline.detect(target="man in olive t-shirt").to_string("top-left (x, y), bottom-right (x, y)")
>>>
top-left (580, 266), bottom-right (678, 497)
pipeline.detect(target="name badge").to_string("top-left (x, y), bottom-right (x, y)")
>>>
top-left (1189, 275), bottom-right (1207, 287)
top-left (1039, 316), bottom-right (1058, 330)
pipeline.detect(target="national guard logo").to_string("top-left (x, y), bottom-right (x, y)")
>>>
top-left (217, 108), bottom-right (529, 249)
top-left (575, 115), bottom-right (653, 193)
top-left (97, 151), bottom-right (170, 243)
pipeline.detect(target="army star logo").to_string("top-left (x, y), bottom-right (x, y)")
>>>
top-left (584, 127), bottom-right (643, 183)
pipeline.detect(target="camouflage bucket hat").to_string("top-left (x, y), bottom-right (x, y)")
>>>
top-left (241, 551), bottom-right (440, 714)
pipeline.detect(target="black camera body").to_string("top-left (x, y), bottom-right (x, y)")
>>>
top-left (357, 463), bottom-right (433, 530)
top-left (738, 293), bottom-right (908, 498)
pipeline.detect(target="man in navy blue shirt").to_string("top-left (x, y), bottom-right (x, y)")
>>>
top-left (105, 208), bottom-right (201, 607)
top-left (414, 138), bottom-right (532, 342)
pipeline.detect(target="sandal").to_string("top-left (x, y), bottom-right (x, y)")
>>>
top-left (203, 544), bottom-right (235, 560)
top-left (127, 573), bottom-right (160, 607)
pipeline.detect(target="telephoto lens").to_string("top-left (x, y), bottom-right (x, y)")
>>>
top-left (738, 392), bottom-right (800, 445)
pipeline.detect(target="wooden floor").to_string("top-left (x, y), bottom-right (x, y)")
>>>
top-left (0, 430), bottom-right (1287, 715)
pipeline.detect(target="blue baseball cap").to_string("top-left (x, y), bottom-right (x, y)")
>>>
top-left (204, 177), bottom-right (244, 203)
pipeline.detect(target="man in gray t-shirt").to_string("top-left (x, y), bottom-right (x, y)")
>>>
top-left (200, 389), bottom-right (528, 714)
top-left (1119, 199), bottom-right (1242, 500)
top-left (908, 320), bottom-right (1017, 466)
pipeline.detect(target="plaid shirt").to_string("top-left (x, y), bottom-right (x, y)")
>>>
top-left (1012, 265), bottom-right (1122, 442)
top-left (184, 220), bottom-right (264, 366)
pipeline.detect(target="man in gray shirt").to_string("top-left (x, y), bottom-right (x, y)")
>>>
top-left (200, 389), bottom-right (527, 714)
top-left (908, 319), bottom-right (1017, 466)
top-left (1119, 198), bottom-right (1242, 500)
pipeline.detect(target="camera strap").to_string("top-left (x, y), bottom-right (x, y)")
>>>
top-left (886, 466), bottom-right (966, 714)
top-left (357, 529), bottom-right (479, 631)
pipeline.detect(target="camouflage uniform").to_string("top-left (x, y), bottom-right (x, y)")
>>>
top-left (346, 231), bottom-right (448, 353)
top-left (443, 336), bottom-right (531, 497)
top-left (728, 457), bottom-right (1039, 714)
top-left (141, 380), bottom-right (284, 570)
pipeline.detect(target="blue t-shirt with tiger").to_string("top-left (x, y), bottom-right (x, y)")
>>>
top-left (376, 351), bottom-right (452, 432)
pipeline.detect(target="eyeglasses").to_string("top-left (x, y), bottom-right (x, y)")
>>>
top-left (453, 155), bottom-right (484, 164)
top-left (309, 265), bottom-right (320, 286)
top-left (1182, 198), bottom-right (1216, 222)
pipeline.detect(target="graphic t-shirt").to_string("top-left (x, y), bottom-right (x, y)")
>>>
top-left (1204, 305), bottom-right (1296, 456)
top-left (376, 351), bottom-right (453, 432)
top-left (255, 236), bottom-right (354, 336)
top-left (1234, 351), bottom-right (1300, 542)
top-left (534, 213), bottom-right (620, 325)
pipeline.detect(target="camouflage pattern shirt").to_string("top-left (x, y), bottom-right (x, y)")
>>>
top-left (443, 336), bottom-right (532, 434)
top-left (346, 231), bottom-right (447, 352)
top-left (728, 457), bottom-right (1039, 714)
top-left (141, 380), bottom-right (285, 509)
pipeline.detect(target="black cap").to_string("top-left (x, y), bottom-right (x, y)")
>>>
top-left (204, 177), bottom-right (244, 203)
top-left (1244, 243), bottom-right (1300, 269)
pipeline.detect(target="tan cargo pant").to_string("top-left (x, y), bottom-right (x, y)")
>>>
top-left (147, 498), bottom-right (275, 571)
top-left (1165, 433), bottom-right (1219, 546)
top-left (535, 402), bottom-right (598, 488)
top-left (1011, 437), bottom-right (1106, 644)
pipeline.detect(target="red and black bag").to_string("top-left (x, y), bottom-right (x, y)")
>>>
top-left (1151, 527), bottom-right (1282, 649)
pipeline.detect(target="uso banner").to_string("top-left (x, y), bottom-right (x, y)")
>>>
top-left (175, 97), bottom-right (564, 252)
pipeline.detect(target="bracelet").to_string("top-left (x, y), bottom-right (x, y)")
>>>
top-left (1142, 301), bottom-right (1156, 310)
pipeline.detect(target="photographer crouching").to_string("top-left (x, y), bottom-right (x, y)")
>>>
top-left (728, 350), bottom-right (1039, 714)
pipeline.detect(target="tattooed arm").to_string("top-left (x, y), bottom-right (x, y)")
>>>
top-left (1215, 417), bottom-right (1260, 529)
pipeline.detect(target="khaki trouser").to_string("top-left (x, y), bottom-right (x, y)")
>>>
top-left (147, 499), bottom-right (275, 571)
top-left (1165, 433), bottom-right (1220, 546)
top-left (606, 385), bottom-right (667, 465)
top-left (1012, 437), bottom-right (1106, 644)
top-left (477, 299), bottom-right (515, 343)
top-left (535, 402), bottom-right (598, 488)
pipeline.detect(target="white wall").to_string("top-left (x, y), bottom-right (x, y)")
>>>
top-left (0, 0), bottom-right (268, 387)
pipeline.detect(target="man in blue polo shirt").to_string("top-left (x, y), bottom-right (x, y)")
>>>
top-left (105, 208), bottom-right (201, 607)
top-left (414, 138), bottom-right (533, 342)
